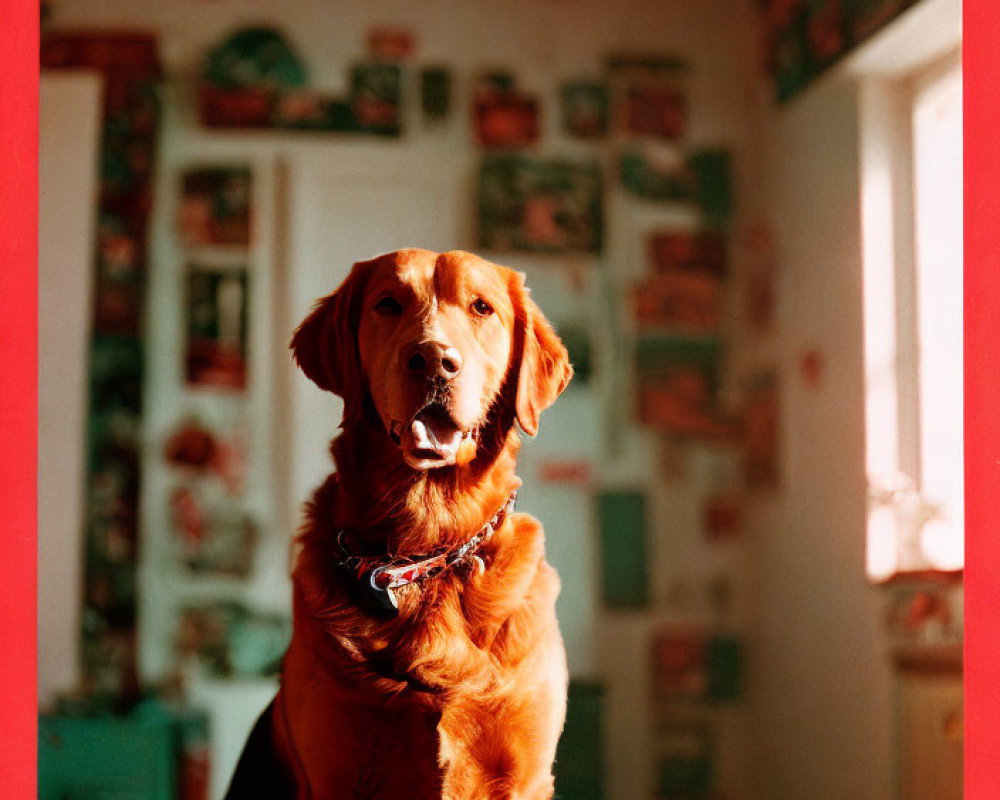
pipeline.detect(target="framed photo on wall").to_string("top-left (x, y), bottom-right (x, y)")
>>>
top-left (560, 80), bottom-right (610, 139)
top-left (634, 336), bottom-right (732, 439)
top-left (185, 264), bottom-right (249, 391)
top-left (178, 166), bottom-right (253, 247)
top-left (478, 155), bottom-right (603, 254)
top-left (743, 369), bottom-right (780, 488)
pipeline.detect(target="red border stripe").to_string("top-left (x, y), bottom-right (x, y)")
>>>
top-left (965, 0), bottom-right (1000, 795)
top-left (0, 0), bottom-right (38, 796)
top-left (0, 1), bottom-right (989, 798)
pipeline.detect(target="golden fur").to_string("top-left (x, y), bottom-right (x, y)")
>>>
top-left (272, 249), bottom-right (572, 800)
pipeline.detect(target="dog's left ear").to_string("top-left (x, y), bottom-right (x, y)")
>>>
top-left (290, 261), bottom-right (371, 421)
top-left (509, 272), bottom-right (573, 437)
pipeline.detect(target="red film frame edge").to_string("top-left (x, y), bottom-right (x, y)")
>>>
top-left (964, 0), bottom-right (998, 796)
top-left (1, 0), bottom-right (993, 797)
top-left (0, 0), bottom-right (39, 796)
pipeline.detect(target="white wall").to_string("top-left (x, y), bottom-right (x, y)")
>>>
top-left (42, 1), bottom-right (973, 798)
top-left (45, 0), bottom-right (764, 798)
top-left (38, 72), bottom-right (103, 711)
top-left (736, 3), bottom-right (961, 797)
top-left (739, 74), bottom-right (896, 799)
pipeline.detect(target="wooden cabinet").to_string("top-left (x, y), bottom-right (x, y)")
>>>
top-left (896, 648), bottom-right (963, 800)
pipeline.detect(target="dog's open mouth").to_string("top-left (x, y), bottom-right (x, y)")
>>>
top-left (390, 402), bottom-right (476, 469)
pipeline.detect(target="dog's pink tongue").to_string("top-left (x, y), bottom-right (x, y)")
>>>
top-left (411, 405), bottom-right (463, 456)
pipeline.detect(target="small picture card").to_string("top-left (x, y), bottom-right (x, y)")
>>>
top-left (99, 214), bottom-right (141, 279)
top-left (89, 338), bottom-right (143, 423)
top-left (201, 26), bottom-right (307, 92)
top-left (622, 83), bottom-right (686, 140)
top-left (595, 490), bottom-right (649, 608)
top-left (560, 81), bottom-right (610, 139)
top-left (94, 215), bottom-right (144, 335)
top-left (272, 90), bottom-right (347, 131)
top-left (619, 146), bottom-right (694, 203)
top-left (705, 634), bottom-right (742, 700)
top-left (169, 482), bottom-right (255, 577)
top-left (185, 265), bottom-right (249, 391)
top-left (651, 628), bottom-right (709, 699)
top-left (743, 370), bottom-right (780, 489)
top-left (620, 146), bottom-right (734, 217)
top-left (365, 25), bottom-right (415, 61)
top-left (198, 86), bottom-right (272, 129)
top-left (169, 484), bottom-right (205, 549)
top-left (164, 418), bottom-right (247, 495)
top-left (648, 229), bottom-right (727, 276)
top-left (607, 54), bottom-right (688, 140)
top-left (743, 220), bottom-right (778, 334)
top-left (190, 507), bottom-right (255, 577)
top-left (688, 148), bottom-right (734, 224)
top-left (630, 272), bottom-right (723, 335)
top-left (653, 722), bottom-right (714, 796)
top-left (703, 493), bottom-right (744, 539)
top-left (635, 336), bottom-right (732, 439)
top-left (177, 602), bottom-right (290, 678)
top-left (177, 602), bottom-right (242, 676)
top-left (198, 26), bottom-right (306, 128)
top-left (420, 66), bottom-right (451, 121)
top-left (538, 460), bottom-right (592, 485)
top-left (350, 62), bottom-right (402, 136)
top-left (651, 628), bottom-right (743, 703)
top-left (804, 0), bottom-right (848, 67)
top-left (473, 89), bottom-right (540, 148)
top-left (164, 419), bottom-right (218, 471)
top-left (479, 155), bottom-right (603, 253)
top-left (178, 166), bottom-right (253, 247)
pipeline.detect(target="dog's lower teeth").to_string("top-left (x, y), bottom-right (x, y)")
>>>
top-left (411, 418), bottom-right (436, 449)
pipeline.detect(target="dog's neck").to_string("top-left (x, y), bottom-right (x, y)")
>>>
top-left (324, 410), bottom-right (522, 557)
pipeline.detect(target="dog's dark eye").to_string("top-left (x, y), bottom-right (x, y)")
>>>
top-left (470, 298), bottom-right (494, 317)
top-left (374, 295), bottom-right (403, 315)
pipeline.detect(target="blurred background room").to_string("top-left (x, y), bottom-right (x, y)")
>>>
top-left (37, 0), bottom-right (963, 798)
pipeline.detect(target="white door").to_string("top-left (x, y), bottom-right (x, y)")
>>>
top-left (280, 156), bottom-right (461, 534)
top-left (277, 156), bottom-right (598, 680)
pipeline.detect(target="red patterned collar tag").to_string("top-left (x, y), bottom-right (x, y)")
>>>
top-left (336, 491), bottom-right (517, 616)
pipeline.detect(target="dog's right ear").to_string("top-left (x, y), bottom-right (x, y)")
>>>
top-left (508, 271), bottom-right (573, 437)
top-left (290, 262), bottom-right (370, 406)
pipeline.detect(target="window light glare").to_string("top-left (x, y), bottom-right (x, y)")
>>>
top-left (920, 517), bottom-right (964, 572)
top-left (867, 505), bottom-right (900, 582)
top-left (861, 57), bottom-right (963, 580)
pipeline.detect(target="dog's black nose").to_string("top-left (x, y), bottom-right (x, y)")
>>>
top-left (402, 342), bottom-right (463, 381)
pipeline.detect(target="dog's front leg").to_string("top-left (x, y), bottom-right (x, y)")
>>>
top-left (437, 654), bottom-right (565, 800)
top-left (438, 710), bottom-right (558, 800)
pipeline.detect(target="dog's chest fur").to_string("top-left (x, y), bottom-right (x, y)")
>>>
top-left (277, 508), bottom-right (566, 800)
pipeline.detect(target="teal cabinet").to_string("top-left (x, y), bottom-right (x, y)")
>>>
top-left (554, 681), bottom-right (605, 800)
top-left (39, 706), bottom-right (200, 800)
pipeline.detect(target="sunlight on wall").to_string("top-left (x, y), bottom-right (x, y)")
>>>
top-left (914, 62), bottom-right (963, 571)
top-left (861, 56), bottom-right (963, 581)
top-left (860, 82), bottom-right (902, 581)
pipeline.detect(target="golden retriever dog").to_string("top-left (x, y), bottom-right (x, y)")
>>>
top-left (224, 249), bottom-right (573, 800)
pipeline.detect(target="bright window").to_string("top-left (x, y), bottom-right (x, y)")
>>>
top-left (861, 53), bottom-right (963, 581)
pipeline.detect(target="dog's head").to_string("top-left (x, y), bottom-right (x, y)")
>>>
top-left (291, 249), bottom-right (572, 470)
